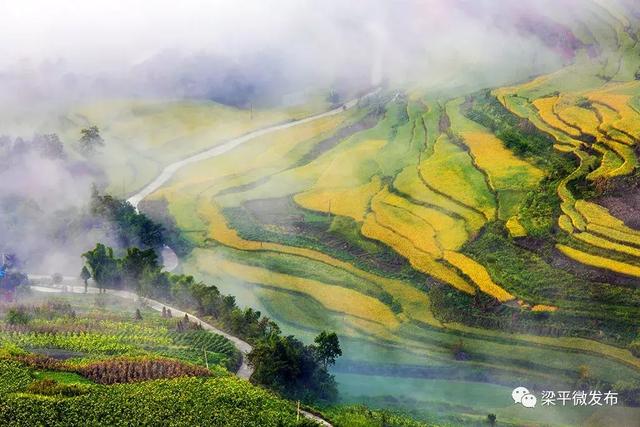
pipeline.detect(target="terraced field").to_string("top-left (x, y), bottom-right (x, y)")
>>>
top-left (0, 294), bottom-right (308, 426)
top-left (493, 18), bottom-right (640, 285)
top-left (94, 0), bottom-right (640, 422)
top-left (0, 293), bottom-right (240, 370)
top-left (18, 97), bottom-right (333, 195)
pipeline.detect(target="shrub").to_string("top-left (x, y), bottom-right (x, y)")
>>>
top-left (323, 404), bottom-right (431, 427)
top-left (0, 376), bottom-right (307, 427)
top-left (0, 360), bottom-right (33, 395)
top-left (6, 307), bottom-right (30, 325)
top-left (26, 379), bottom-right (88, 397)
top-left (450, 339), bottom-right (470, 361)
top-left (33, 302), bottom-right (76, 319)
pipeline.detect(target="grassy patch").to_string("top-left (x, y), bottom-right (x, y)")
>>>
top-left (32, 371), bottom-right (92, 385)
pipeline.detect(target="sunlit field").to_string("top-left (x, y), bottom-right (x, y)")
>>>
top-left (3, 0), bottom-right (640, 425)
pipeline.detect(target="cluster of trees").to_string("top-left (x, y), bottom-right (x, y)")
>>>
top-left (81, 243), bottom-right (342, 403)
top-left (90, 191), bottom-right (192, 257)
top-left (82, 245), bottom-right (160, 293)
top-left (0, 133), bottom-right (65, 162)
top-left (249, 331), bottom-right (342, 402)
top-left (90, 190), bottom-right (165, 250)
top-left (78, 126), bottom-right (104, 155)
top-left (1, 126), bottom-right (103, 162)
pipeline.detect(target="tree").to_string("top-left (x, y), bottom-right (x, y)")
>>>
top-left (3, 253), bottom-right (19, 270)
top-left (121, 247), bottom-right (158, 291)
top-left (82, 243), bottom-right (119, 293)
top-left (257, 316), bottom-right (280, 338)
top-left (35, 133), bottom-right (65, 159)
top-left (313, 331), bottom-right (342, 368)
top-left (80, 266), bottom-right (91, 293)
top-left (79, 126), bottom-right (104, 155)
top-left (90, 189), bottom-right (165, 249)
top-left (248, 334), bottom-right (338, 403)
top-left (487, 413), bottom-right (497, 426)
top-left (0, 271), bottom-right (28, 294)
top-left (577, 364), bottom-right (592, 387)
top-left (6, 307), bottom-right (30, 325)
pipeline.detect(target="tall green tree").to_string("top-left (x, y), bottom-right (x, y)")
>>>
top-left (314, 331), bottom-right (342, 368)
top-left (121, 247), bottom-right (158, 287)
top-left (80, 266), bottom-right (91, 293)
top-left (79, 126), bottom-right (104, 155)
top-left (90, 189), bottom-right (164, 249)
top-left (248, 333), bottom-right (339, 403)
top-left (82, 244), bottom-right (119, 293)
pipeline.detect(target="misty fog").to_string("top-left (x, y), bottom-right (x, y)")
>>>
top-left (0, 0), bottom-right (618, 282)
top-left (0, 0), bottom-right (591, 109)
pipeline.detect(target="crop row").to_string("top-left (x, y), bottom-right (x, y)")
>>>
top-left (0, 376), bottom-right (304, 426)
top-left (169, 330), bottom-right (237, 357)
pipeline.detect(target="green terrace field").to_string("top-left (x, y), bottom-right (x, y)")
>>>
top-left (0, 292), bottom-right (240, 370)
top-left (0, 292), bottom-right (315, 426)
top-left (0, 95), bottom-right (332, 196)
top-left (24, 0), bottom-right (639, 423)
top-left (116, 3), bottom-right (640, 419)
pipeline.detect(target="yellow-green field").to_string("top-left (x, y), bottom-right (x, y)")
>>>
top-left (55, 1), bottom-right (640, 420)
top-left (134, 42), bottom-right (640, 404)
top-left (493, 14), bottom-right (640, 279)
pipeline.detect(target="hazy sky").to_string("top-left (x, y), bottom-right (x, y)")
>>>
top-left (1, 1), bottom-right (297, 70)
top-left (0, 0), bottom-right (575, 98)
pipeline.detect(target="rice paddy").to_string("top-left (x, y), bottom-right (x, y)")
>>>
top-left (294, 176), bottom-right (382, 221)
top-left (556, 244), bottom-right (640, 278)
top-left (44, 98), bottom-right (335, 195)
top-left (94, 3), bottom-right (640, 419)
top-left (441, 251), bottom-right (514, 302)
top-left (142, 62), bottom-right (640, 409)
top-left (493, 19), bottom-right (640, 280)
top-left (419, 134), bottom-right (496, 219)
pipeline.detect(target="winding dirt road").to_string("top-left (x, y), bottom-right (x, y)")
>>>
top-left (126, 91), bottom-right (378, 210)
top-left (126, 91), bottom-right (377, 275)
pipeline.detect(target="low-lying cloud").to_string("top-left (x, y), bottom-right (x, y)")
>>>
top-left (0, 0), bottom-right (602, 107)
